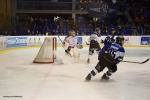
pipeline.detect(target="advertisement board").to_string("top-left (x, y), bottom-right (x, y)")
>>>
top-left (77, 36), bottom-right (83, 44)
top-left (27, 36), bottom-right (45, 46)
top-left (1, 36), bottom-right (149, 50)
top-left (141, 37), bottom-right (150, 45)
top-left (7, 37), bottom-right (27, 48)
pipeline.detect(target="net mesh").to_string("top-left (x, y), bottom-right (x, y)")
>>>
top-left (33, 37), bottom-right (56, 63)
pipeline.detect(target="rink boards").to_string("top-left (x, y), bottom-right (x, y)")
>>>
top-left (0, 36), bottom-right (150, 54)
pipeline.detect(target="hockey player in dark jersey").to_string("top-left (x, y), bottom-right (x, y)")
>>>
top-left (87, 28), bottom-right (101, 63)
top-left (85, 35), bottom-right (125, 80)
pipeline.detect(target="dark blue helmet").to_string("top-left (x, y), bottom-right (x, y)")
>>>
top-left (104, 35), bottom-right (114, 45)
top-left (105, 36), bottom-right (111, 42)
top-left (104, 35), bottom-right (116, 43)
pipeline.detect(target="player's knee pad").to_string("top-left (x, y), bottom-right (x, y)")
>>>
top-left (107, 68), bottom-right (117, 76)
top-left (108, 65), bottom-right (117, 73)
top-left (106, 70), bottom-right (113, 76)
top-left (95, 62), bottom-right (104, 72)
top-left (109, 69), bottom-right (117, 74)
top-left (113, 68), bottom-right (117, 72)
top-left (111, 65), bottom-right (117, 72)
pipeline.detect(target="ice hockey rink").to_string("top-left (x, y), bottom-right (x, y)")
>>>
top-left (0, 47), bottom-right (150, 100)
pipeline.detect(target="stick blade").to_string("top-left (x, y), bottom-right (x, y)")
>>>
top-left (140, 58), bottom-right (149, 64)
top-left (122, 58), bottom-right (150, 64)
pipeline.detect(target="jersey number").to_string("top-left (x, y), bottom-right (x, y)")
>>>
top-left (105, 49), bottom-right (117, 58)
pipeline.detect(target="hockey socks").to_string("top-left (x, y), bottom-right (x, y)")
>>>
top-left (85, 66), bottom-right (101, 81)
top-left (101, 71), bottom-right (113, 80)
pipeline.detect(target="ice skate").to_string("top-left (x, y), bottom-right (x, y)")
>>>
top-left (101, 73), bottom-right (109, 80)
top-left (85, 74), bottom-right (91, 81)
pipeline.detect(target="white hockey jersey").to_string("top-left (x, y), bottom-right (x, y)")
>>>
top-left (89, 34), bottom-right (99, 42)
top-left (64, 36), bottom-right (78, 47)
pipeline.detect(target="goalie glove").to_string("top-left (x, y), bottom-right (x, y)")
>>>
top-left (76, 44), bottom-right (83, 49)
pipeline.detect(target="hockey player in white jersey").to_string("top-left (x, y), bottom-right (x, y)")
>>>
top-left (87, 28), bottom-right (101, 63)
top-left (63, 30), bottom-right (83, 59)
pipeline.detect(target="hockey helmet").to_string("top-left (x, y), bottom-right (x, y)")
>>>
top-left (94, 28), bottom-right (101, 35)
top-left (104, 35), bottom-right (112, 44)
top-left (95, 28), bottom-right (100, 32)
top-left (69, 30), bottom-right (76, 36)
top-left (115, 36), bottom-right (124, 46)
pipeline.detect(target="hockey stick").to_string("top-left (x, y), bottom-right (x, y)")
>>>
top-left (57, 34), bottom-right (64, 45)
top-left (57, 35), bottom-right (72, 57)
top-left (122, 58), bottom-right (149, 64)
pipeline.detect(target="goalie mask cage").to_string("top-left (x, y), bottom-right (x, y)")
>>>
top-left (33, 37), bottom-right (57, 63)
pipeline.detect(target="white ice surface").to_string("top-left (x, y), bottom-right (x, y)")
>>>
top-left (0, 48), bottom-right (150, 100)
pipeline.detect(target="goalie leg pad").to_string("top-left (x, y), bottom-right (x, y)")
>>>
top-left (77, 44), bottom-right (83, 49)
top-left (69, 47), bottom-right (80, 62)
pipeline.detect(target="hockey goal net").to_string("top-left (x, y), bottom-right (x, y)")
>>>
top-left (33, 37), bottom-right (57, 63)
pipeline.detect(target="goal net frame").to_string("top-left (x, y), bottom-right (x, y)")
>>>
top-left (33, 37), bottom-right (57, 64)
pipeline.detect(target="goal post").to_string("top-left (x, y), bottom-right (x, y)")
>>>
top-left (33, 37), bottom-right (57, 63)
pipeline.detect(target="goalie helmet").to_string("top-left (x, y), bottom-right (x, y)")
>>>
top-left (69, 30), bottom-right (76, 36)
top-left (115, 36), bottom-right (124, 46)
top-left (94, 28), bottom-right (101, 36)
